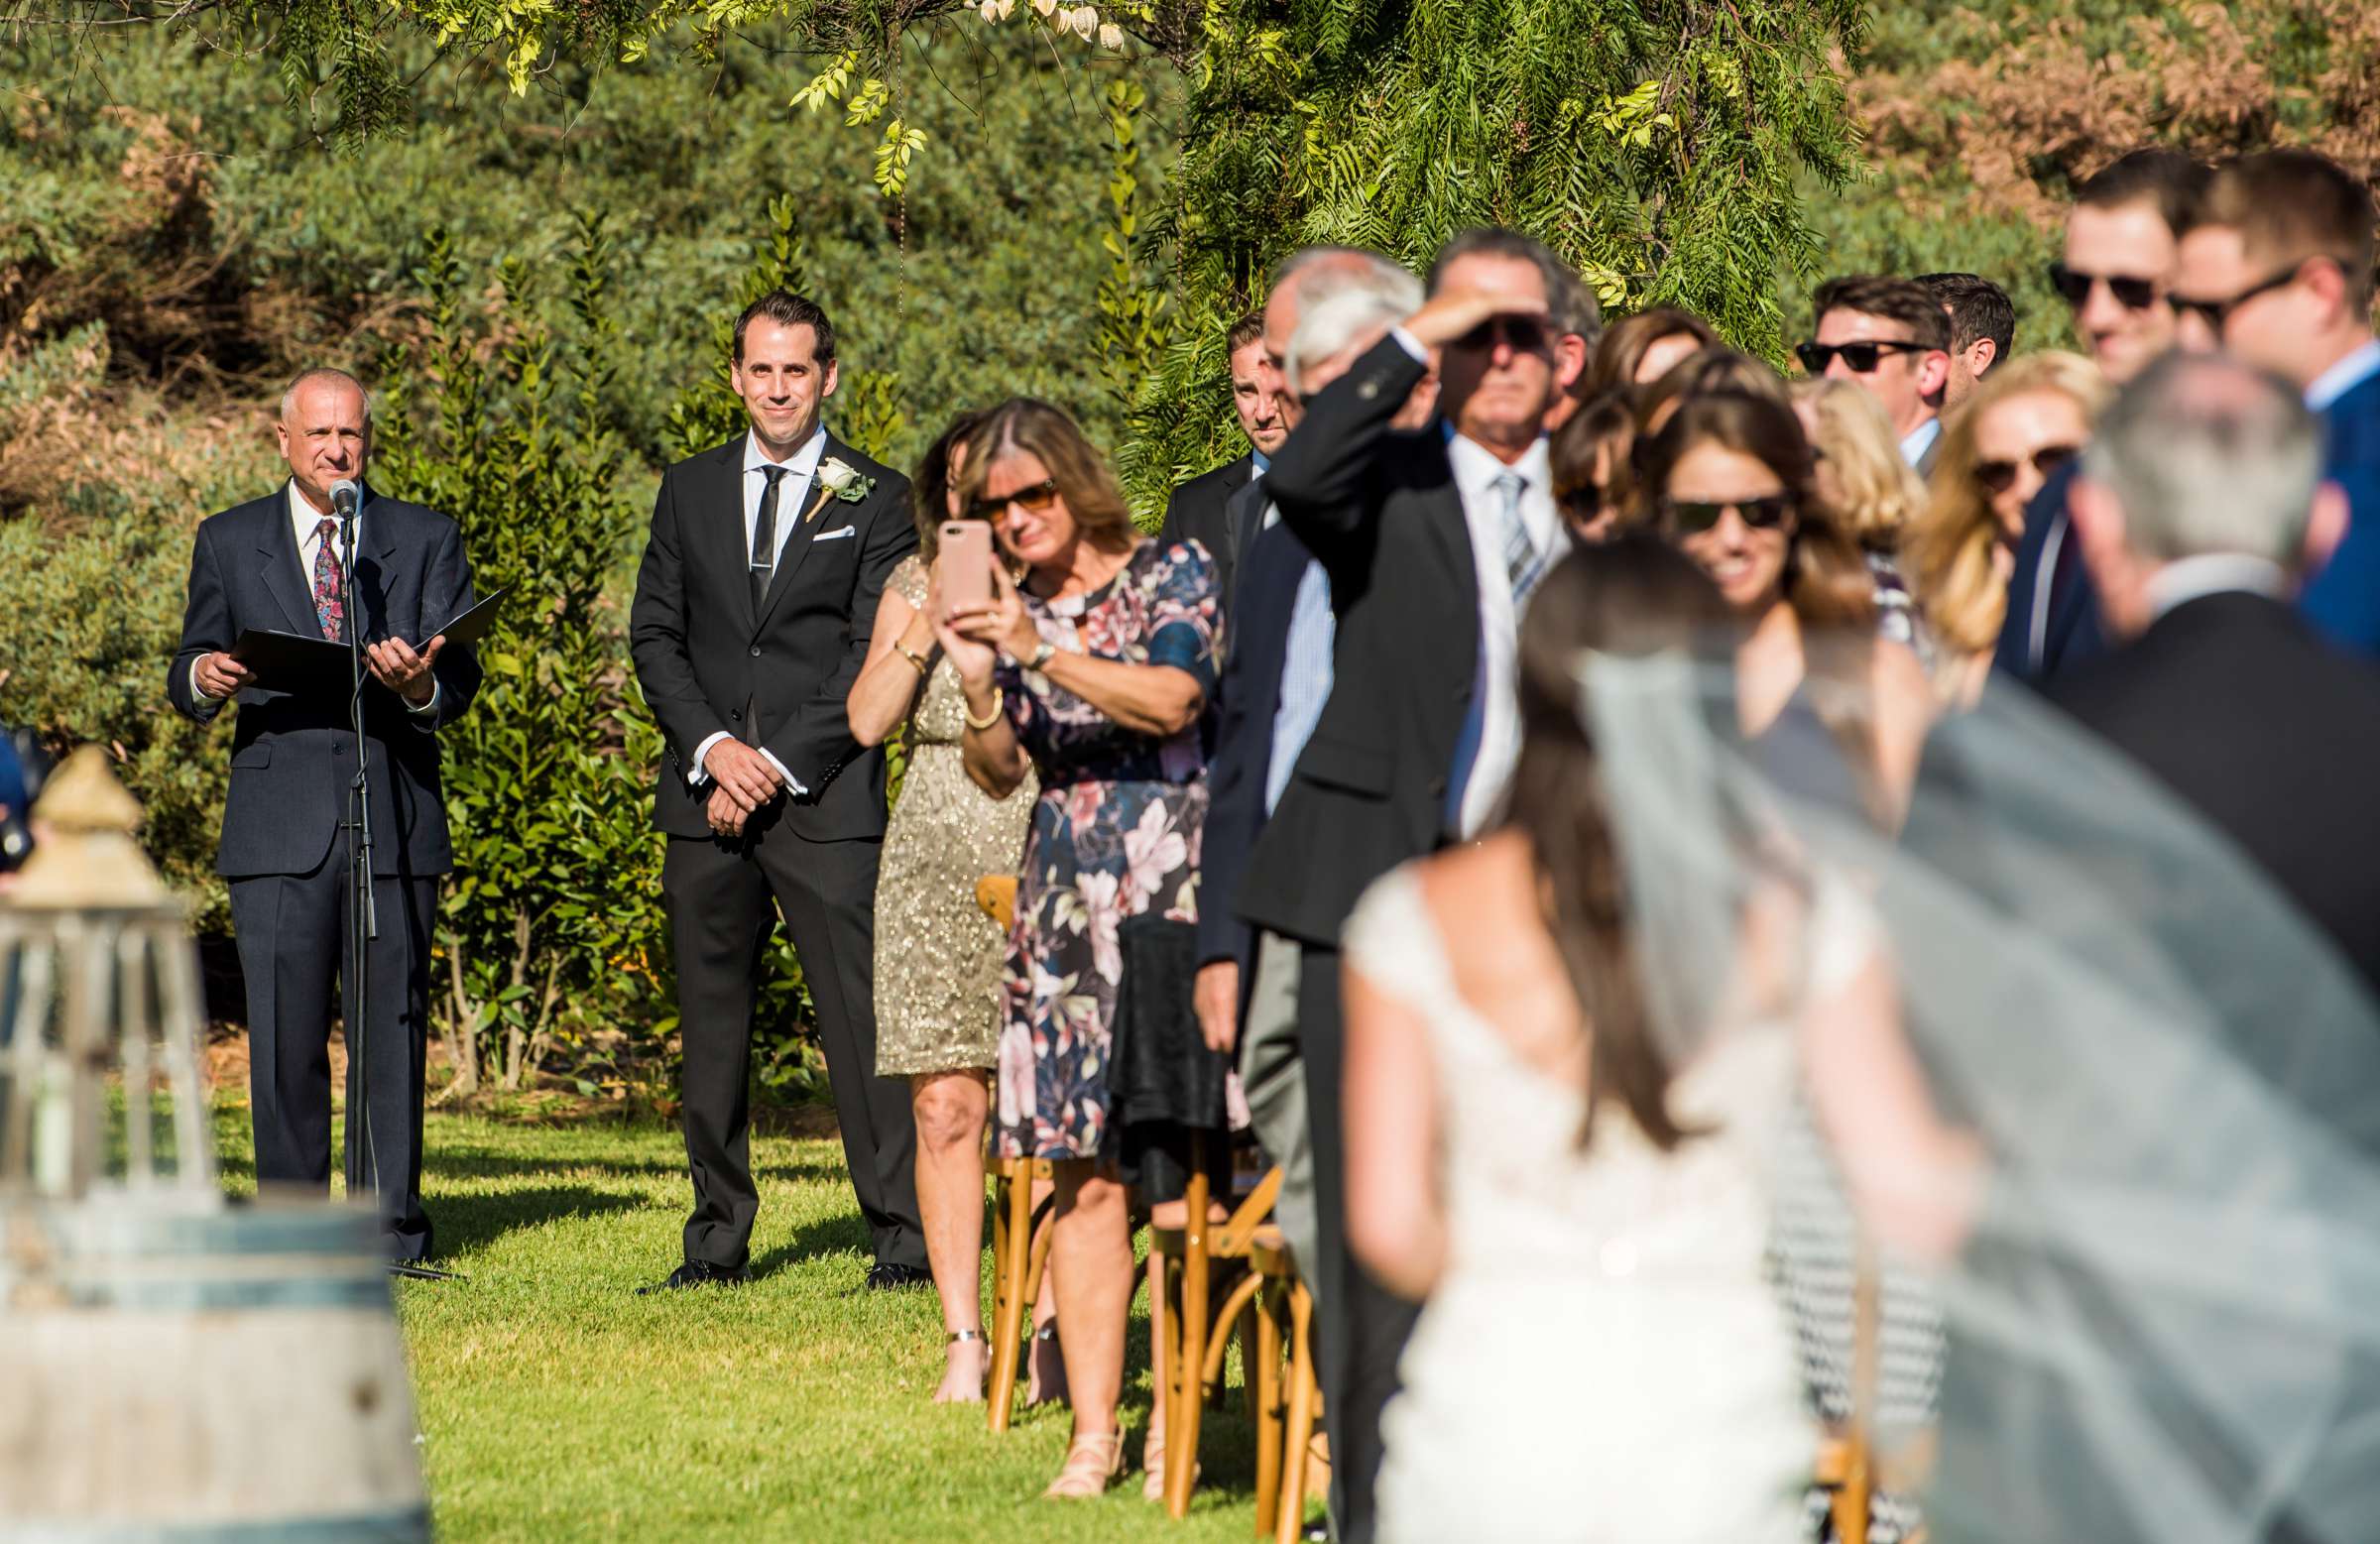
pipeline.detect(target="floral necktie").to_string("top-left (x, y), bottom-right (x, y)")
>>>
top-left (310, 517), bottom-right (345, 642)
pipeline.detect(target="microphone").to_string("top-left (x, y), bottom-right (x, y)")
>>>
top-left (329, 479), bottom-right (363, 518)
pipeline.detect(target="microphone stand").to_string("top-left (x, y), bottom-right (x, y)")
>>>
top-left (336, 494), bottom-right (458, 1284)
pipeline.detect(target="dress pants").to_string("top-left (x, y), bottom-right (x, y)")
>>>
top-left (228, 830), bottom-right (436, 1261)
top-left (1298, 939), bottom-right (1421, 1544)
top-left (662, 808), bottom-right (922, 1272)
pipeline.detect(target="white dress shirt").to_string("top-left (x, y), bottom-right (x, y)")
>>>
top-left (688, 426), bottom-right (830, 795)
top-left (192, 480), bottom-right (439, 713)
top-left (1899, 416), bottom-right (1943, 471)
top-left (2145, 553), bottom-right (2288, 622)
top-left (1447, 431), bottom-right (1567, 838)
top-left (2306, 339), bottom-right (2380, 414)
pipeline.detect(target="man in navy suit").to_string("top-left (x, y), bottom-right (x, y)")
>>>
top-left (1996, 149), bottom-right (2207, 684)
top-left (2172, 149), bottom-right (2380, 655)
top-left (169, 367), bottom-right (482, 1261)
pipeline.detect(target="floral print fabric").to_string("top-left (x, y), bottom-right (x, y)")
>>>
top-left (995, 538), bottom-right (1222, 1160)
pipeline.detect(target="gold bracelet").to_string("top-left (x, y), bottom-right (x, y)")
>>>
top-left (962, 686), bottom-right (1005, 731)
top-left (895, 643), bottom-right (931, 676)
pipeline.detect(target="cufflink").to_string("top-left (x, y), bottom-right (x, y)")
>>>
top-left (1358, 379), bottom-right (1380, 400)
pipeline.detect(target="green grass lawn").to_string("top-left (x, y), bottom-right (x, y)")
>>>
top-left (211, 1099), bottom-right (1276, 1543)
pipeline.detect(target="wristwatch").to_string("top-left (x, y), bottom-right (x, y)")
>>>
top-left (1026, 640), bottom-right (1057, 671)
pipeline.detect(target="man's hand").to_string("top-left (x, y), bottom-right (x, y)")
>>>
top-left (366, 635), bottom-right (445, 705)
top-left (1401, 281), bottom-right (1551, 352)
top-left (702, 737), bottom-right (784, 812)
top-left (193, 652), bottom-right (256, 700)
top-left (706, 785), bottom-right (749, 839)
top-left (1194, 959), bottom-right (1241, 1056)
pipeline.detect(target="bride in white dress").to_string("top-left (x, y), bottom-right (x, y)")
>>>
top-left (1342, 535), bottom-right (1973, 1544)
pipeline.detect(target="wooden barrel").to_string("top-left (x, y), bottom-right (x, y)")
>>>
top-left (0, 1195), bottom-right (429, 1540)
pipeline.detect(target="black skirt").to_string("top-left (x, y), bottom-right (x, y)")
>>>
top-left (1108, 912), bottom-right (1235, 1204)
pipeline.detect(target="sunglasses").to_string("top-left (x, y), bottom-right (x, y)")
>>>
top-left (1453, 314), bottom-right (1552, 354)
top-left (2046, 262), bottom-right (2162, 312)
top-left (1662, 495), bottom-right (1795, 535)
top-left (2171, 264), bottom-right (2309, 332)
top-left (1973, 443), bottom-right (2081, 495)
top-left (1793, 340), bottom-right (1929, 375)
top-left (967, 478), bottom-right (1062, 524)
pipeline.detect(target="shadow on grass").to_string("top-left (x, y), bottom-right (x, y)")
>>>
top-left (430, 1183), bottom-right (645, 1257)
top-left (750, 1208), bottom-right (877, 1279)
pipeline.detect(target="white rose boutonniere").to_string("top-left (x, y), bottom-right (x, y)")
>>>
top-left (817, 456), bottom-right (875, 508)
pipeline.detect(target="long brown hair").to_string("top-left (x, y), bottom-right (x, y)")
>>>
top-left (954, 398), bottom-right (1134, 551)
top-left (1634, 390), bottom-right (1876, 631)
top-left (912, 409), bottom-right (989, 563)
top-left (1506, 533), bottom-right (1738, 1151)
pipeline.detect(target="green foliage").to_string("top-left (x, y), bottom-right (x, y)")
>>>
top-left (370, 218), bottom-right (659, 1095)
top-left (1124, 0), bottom-right (1870, 513)
top-left (1092, 76), bottom-right (1173, 503)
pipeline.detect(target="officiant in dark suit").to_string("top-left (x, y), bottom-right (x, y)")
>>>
top-left (168, 366), bottom-right (481, 1263)
top-left (1158, 311), bottom-right (1286, 606)
top-left (629, 290), bottom-right (925, 1293)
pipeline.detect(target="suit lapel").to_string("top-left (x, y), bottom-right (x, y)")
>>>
top-left (754, 435), bottom-right (851, 630)
top-left (254, 485), bottom-right (317, 635)
top-left (696, 439), bottom-right (759, 635)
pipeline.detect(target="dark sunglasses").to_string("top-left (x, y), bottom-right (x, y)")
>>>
top-left (2046, 262), bottom-right (2162, 312)
top-left (2171, 264), bottom-right (2309, 332)
top-left (1453, 314), bottom-right (1552, 354)
top-left (1973, 443), bottom-right (2081, 495)
top-left (1793, 340), bottom-right (1928, 375)
top-left (967, 478), bottom-right (1061, 523)
top-left (1662, 495), bottom-right (1795, 535)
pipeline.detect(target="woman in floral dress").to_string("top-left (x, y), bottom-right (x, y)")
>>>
top-left (930, 397), bottom-right (1222, 1500)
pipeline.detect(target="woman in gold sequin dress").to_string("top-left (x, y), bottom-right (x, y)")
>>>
top-left (850, 413), bottom-right (1041, 1403)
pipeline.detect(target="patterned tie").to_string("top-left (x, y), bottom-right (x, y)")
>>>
top-left (751, 464), bottom-right (787, 613)
top-left (309, 517), bottom-right (345, 642)
top-left (1494, 471), bottom-right (1545, 603)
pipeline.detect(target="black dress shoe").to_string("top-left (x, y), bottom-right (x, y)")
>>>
top-left (863, 1261), bottom-right (933, 1291)
top-left (637, 1259), bottom-right (752, 1295)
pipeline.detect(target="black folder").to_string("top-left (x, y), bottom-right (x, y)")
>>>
top-left (229, 589), bottom-right (506, 693)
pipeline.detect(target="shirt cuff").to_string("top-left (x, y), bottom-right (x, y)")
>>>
top-left (758, 748), bottom-right (807, 798)
top-left (404, 678), bottom-right (441, 716)
top-left (688, 730), bottom-right (732, 785)
top-left (1389, 325), bottom-right (1429, 364)
top-left (189, 657), bottom-right (220, 705)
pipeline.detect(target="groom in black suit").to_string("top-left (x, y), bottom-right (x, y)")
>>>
top-left (629, 290), bottom-right (925, 1291)
top-left (169, 366), bottom-right (482, 1262)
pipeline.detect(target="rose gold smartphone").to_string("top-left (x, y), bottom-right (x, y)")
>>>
top-left (939, 521), bottom-right (995, 612)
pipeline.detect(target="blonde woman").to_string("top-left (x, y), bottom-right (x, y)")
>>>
top-left (1792, 378), bottom-right (1932, 659)
top-left (1904, 353), bottom-right (2110, 706)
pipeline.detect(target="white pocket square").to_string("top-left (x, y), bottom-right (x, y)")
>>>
top-left (814, 525), bottom-right (857, 541)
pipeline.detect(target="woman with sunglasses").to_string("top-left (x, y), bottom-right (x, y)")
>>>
top-left (847, 410), bottom-right (1060, 1407)
top-left (1904, 352), bottom-right (2110, 706)
top-left (1634, 390), bottom-right (1931, 826)
top-left (932, 397), bottom-right (1226, 1500)
top-left (1550, 388), bottom-right (1636, 541)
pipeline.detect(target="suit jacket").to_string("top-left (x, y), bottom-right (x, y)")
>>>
top-left (168, 485), bottom-right (482, 879)
top-left (1160, 452), bottom-right (1254, 604)
top-left (2046, 591), bottom-right (2380, 998)
top-left (2301, 372), bottom-right (2380, 655)
top-left (1993, 461), bottom-right (2103, 684)
top-left (1194, 515), bottom-right (1314, 974)
top-left (1236, 336), bottom-right (1480, 948)
top-left (628, 433), bottom-right (915, 843)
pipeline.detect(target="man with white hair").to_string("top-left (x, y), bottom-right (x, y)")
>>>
top-left (2055, 350), bottom-right (2380, 994)
top-left (169, 366), bottom-right (483, 1264)
top-left (1193, 251), bottom-right (1427, 1302)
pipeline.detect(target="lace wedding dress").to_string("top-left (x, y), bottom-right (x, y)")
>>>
top-left (1349, 864), bottom-right (1819, 1544)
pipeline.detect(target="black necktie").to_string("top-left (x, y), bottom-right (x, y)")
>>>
top-left (751, 464), bottom-right (786, 613)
